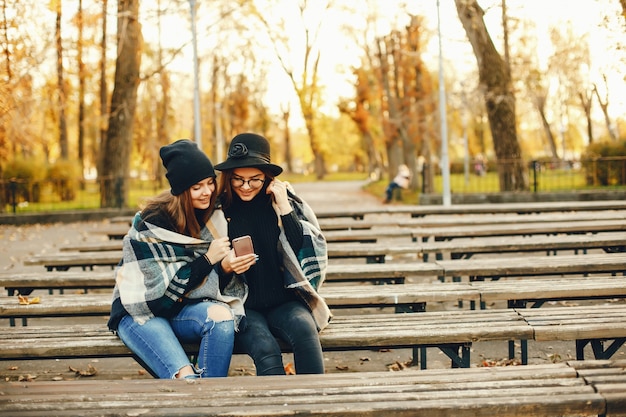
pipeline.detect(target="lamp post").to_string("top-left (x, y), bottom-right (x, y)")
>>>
top-left (189, 0), bottom-right (202, 148)
top-left (437, 0), bottom-right (451, 206)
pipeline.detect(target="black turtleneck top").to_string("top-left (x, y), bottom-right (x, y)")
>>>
top-left (222, 188), bottom-right (304, 311)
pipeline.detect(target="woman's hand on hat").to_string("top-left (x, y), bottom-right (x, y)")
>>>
top-left (205, 237), bottom-right (231, 265)
top-left (221, 250), bottom-right (257, 275)
top-left (267, 179), bottom-right (292, 215)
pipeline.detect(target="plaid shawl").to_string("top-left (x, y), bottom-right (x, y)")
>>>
top-left (277, 189), bottom-right (332, 330)
top-left (112, 210), bottom-right (247, 328)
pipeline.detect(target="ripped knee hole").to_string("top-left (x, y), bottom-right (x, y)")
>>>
top-left (207, 304), bottom-right (233, 322)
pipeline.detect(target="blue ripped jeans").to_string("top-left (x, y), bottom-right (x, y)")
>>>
top-left (235, 300), bottom-right (324, 376)
top-left (116, 301), bottom-right (235, 378)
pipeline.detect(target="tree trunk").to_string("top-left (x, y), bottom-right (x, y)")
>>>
top-left (593, 80), bottom-right (618, 142)
top-left (578, 90), bottom-right (594, 145)
top-left (99, 0), bottom-right (142, 208)
top-left (77, 0), bottom-right (85, 178)
top-left (533, 94), bottom-right (559, 159)
top-left (281, 107), bottom-right (293, 173)
top-left (97, 0), bottom-right (108, 177)
top-left (455, 0), bottom-right (527, 191)
top-left (55, 0), bottom-right (69, 160)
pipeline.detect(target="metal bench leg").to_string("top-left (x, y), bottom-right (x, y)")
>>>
top-left (584, 338), bottom-right (626, 360)
top-left (412, 346), bottom-right (426, 369)
top-left (576, 339), bottom-right (588, 360)
top-left (507, 339), bottom-right (526, 364)
top-left (440, 344), bottom-right (470, 368)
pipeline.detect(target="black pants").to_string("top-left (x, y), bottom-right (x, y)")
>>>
top-left (235, 301), bottom-right (324, 375)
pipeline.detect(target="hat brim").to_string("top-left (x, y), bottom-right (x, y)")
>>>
top-left (214, 157), bottom-right (283, 176)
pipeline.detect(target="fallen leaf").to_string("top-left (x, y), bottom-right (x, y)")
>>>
top-left (17, 295), bottom-right (40, 305)
top-left (335, 365), bottom-right (350, 371)
top-left (284, 362), bottom-right (295, 375)
top-left (69, 364), bottom-right (98, 377)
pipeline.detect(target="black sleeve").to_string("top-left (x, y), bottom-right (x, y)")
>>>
top-left (281, 210), bottom-right (304, 252)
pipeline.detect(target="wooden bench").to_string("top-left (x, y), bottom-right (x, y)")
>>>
top-left (57, 232), bottom-right (626, 266)
top-left (420, 232), bottom-right (626, 261)
top-left (5, 276), bottom-right (626, 325)
top-left (10, 252), bottom-right (626, 293)
top-left (473, 275), bottom-right (626, 309)
top-left (313, 199), bottom-right (626, 219)
top-left (108, 200), bottom-right (626, 222)
top-left (110, 210), bottom-right (626, 231)
top-left (0, 308), bottom-right (533, 369)
top-left (568, 359), bottom-right (626, 416)
top-left (0, 362), bottom-right (609, 417)
top-left (0, 263), bottom-right (444, 305)
top-left (0, 281), bottom-right (481, 326)
top-left (95, 218), bottom-right (626, 242)
top-left (5, 303), bottom-right (626, 371)
top-left (437, 252), bottom-right (626, 282)
top-left (411, 219), bottom-right (626, 242)
top-left (518, 304), bottom-right (626, 362)
top-left (99, 225), bottom-right (417, 242)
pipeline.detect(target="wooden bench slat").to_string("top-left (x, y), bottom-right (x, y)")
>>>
top-left (4, 276), bottom-right (626, 323)
top-left (318, 200), bottom-right (626, 218)
top-left (519, 305), bottom-right (626, 342)
top-left (438, 252), bottom-right (626, 279)
top-left (0, 363), bottom-right (608, 417)
top-left (0, 308), bottom-right (533, 360)
top-left (58, 232), bottom-right (626, 265)
top-left (110, 210), bottom-right (626, 231)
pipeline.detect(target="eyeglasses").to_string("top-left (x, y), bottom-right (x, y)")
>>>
top-left (231, 177), bottom-right (265, 189)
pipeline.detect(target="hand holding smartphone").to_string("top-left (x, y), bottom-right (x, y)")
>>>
top-left (232, 235), bottom-right (254, 256)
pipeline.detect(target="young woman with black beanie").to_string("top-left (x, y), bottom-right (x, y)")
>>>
top-left (108, 139), bottom-right (254, 379)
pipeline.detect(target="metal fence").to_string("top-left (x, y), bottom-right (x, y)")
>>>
top-left (428, 156), bottom-right (626, 195)
top-left (2, 157), bottom-right (626, 214)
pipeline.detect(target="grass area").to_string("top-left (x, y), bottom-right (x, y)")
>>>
top-left (3, 172), bottom-right (372, 213)
top-left (3, 169), bottom-right (625, 213)
top-left (364, 168), bottom-right (626, 205)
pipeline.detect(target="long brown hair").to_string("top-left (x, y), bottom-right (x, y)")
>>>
top-left (217, 168), bottom-right (274, 209)
top-left (141, 182), bottom-right (217, 238)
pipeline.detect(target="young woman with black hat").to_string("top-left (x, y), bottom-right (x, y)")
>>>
top-left (214, 132), bottom-right (331, 375)
top-left (108, 139), bottom-right (254, 379)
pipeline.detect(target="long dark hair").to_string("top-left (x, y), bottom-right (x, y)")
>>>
top-left (218, 168), bottom-right (274, 210)
top-left (141, 181), bottom-right (217, 238)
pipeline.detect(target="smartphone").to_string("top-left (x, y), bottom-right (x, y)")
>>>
top-left (232, 235), bottom-right (254, 256)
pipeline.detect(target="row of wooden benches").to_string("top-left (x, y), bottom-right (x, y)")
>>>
top-left (51, 231), bottom-right (626, 263)
top-left (3, 359), bottom-right (626, 416)
top-left (107, 198), bottom-right (626, 220)
top-left (4, 275), bottom-right (626, 325)
top-left (98, 218), bottom-right (626, 242)
top-left (13, 252), bottom-right (626, 286)
top-left (2, 303), bottom-right (626, 371)
top-left (110, 209), bottom-right (626, 229)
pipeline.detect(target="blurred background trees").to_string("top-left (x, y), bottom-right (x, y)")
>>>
top-left (1, 0), bottom-right (625, 208)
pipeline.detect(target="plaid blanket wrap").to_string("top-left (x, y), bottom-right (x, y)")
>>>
top-left (278, 190), bottom-right (332, 330)
top-left (113, 210), bottom-right (247, 328)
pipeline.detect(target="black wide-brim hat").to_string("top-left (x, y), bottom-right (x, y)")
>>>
top-left (214, 133), bottom-right (283, 176)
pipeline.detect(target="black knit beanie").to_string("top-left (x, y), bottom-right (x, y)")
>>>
top-left (160, 139), bottom-right (216, 195)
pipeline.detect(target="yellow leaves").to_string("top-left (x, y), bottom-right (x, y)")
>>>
top-left (17, 295), bottom-right (40, 305)
top-left (284, 362), bottom-right (295, 375)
